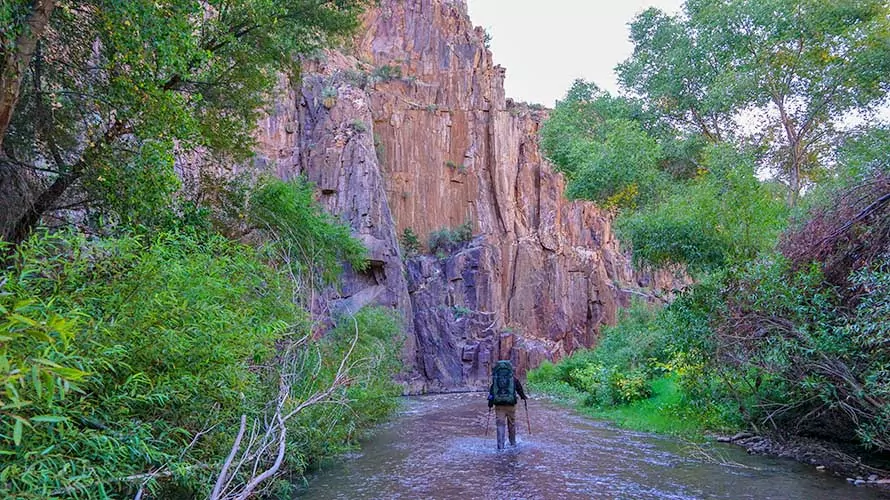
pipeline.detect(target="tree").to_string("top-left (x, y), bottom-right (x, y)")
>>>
top-left (0, 0), bottom-right (368, 246)
top-left (0, 0), bottom-right (55, 152)
top-left (616, 7), bottom-right (739, 144)
top-left (541, 82), bottom-right (787, 273)
top-left (616, 145), bottom-right (788, 273)
top-left (540, 80), bottom-right (673, 209)
top-left (618, 0), bottom-right (890, 206)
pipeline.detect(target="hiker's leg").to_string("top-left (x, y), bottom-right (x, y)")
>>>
top-left (506, 405), bottom-right (517, 445)
top-left (495, 407), bottom-right (507, 450)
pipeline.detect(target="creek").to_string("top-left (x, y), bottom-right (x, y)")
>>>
top-left (297, 393), bottom-right (886, 499)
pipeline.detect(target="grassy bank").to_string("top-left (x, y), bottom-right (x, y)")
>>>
top-left (529, 375), bottom-right (739, 438)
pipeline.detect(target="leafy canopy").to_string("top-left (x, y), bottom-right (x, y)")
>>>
top-left (541, 81), bottom-right (787, 273)
top-left (618, 0), bottom-right (890, 204)
top-left (1, 0), bottom-right (368, 242)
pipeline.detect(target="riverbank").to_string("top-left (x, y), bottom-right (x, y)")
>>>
top-left (527, 379), bottom-right (890, 493)
top-left (718, 433), bottom-right (890, 491)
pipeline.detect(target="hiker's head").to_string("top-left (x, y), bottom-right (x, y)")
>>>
top-left (493, 359), bottom-right (513, 373)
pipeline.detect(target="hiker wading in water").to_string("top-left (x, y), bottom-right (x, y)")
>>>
top-left (488, 360), bottom-right (528, 450)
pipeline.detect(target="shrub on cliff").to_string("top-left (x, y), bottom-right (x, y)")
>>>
top-left (428, 221), bottom-right (473, 256)
top-left (249, 177), bottom-right (368, 286)
top-left (400, 227), bottom-right (421, 256)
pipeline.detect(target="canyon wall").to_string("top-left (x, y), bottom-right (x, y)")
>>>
top-left (255, 0), bottom-right (677, 392)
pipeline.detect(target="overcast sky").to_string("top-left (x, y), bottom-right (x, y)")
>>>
top-left (466, 0), bottom-right (685, 106)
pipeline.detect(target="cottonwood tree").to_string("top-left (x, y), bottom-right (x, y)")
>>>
top-left (618, 0), bottom-right (890, 206)
top-left (0, 0), bottom-right (367, 246)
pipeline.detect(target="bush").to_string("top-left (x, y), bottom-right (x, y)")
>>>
top-left (0, 227), bottom-right (401, 497)
top-left (250, 177), bottom-right (368, 286)
top-left (428, 221), bottom-right (473, 255)
top-left (370, 64), bottom-right (402, 82)
top-left (527, 360), bottom-right (558, 384)
top-left (400, 227), bottom-right (421, 256)
top-left (279, 307), bottom-right (403, 479)
top-left (710, 255), bottom-right (890, 449)
top-left (0, 229), bottom-right (297, 497)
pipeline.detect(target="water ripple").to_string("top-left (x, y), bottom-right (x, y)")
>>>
top-left (298, 393), bottom-right (885, 500)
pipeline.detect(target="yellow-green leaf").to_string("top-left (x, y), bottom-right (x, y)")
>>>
top-left (13, 418), bottom-right (23, 446)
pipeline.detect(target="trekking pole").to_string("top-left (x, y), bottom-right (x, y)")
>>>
top-left (484, 407), bottom-right (492, 436)
top-left (524, 399), bottom-right (531, 435)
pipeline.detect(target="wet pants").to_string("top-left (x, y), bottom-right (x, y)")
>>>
top-left (495, 404), bottom-right (517, 449)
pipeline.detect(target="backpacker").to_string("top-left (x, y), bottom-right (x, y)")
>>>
top-left (490, 360), bottom-right (516, 405)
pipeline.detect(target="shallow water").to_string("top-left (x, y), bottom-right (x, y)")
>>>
top-left (298, 393), bottom-right (887, 499)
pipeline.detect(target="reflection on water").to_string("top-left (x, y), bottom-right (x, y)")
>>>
top-left (298, 393), bottom-right (887, 500)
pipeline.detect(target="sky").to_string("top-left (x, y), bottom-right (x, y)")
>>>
top-left (466, 0), bottom-right (685, 106)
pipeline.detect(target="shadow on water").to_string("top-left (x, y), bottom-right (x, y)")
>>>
top-left (297, 393), bottom-right (889, 500)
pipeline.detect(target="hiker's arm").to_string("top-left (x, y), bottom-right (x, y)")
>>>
top-left (515, 379), bottom-right (527, 400)
top-left (488, 384), bottom-right (494, 408)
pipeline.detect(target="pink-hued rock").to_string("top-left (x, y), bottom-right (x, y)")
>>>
top-left (253, 0), bottom-right (681, 393)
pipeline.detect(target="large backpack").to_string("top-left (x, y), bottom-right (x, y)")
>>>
top-left (490, 360), bottom-right (517, 405)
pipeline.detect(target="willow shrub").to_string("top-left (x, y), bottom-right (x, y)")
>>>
top-left (0, 230), bottom-right (295, 497)
top-left (0, 228), bottom-right (403, 498)
top-left (280, 307), bottom-right (403, 494)
top-left (712, 257), bottom-right (890, 450)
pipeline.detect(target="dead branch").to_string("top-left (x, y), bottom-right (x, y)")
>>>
top-left (209, 316), bottom-right (361, 500)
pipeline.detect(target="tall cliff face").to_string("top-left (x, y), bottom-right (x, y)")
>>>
top-left (255, 0), bottom-right (677, 392)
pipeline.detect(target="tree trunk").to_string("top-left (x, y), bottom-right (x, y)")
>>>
top-left (6, 169), bottom-right (77, 246)
top-left (788, 160), bottom-right (800, 208)
top-left (0, 0), bottom-right (56, 154)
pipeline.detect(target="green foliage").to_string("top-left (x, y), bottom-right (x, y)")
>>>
top-left (445, 160), bottom-right (468, 174)
top-left (542, 79), bottom-right (789, 273)
top-left (321, 85), bottom-right (339, 100)
top-left (350, 119), bottom-right (368, 133)
top-left (799, 126), bottom-right (890, 214)
top-left (249, 177), bottom-right (368, 286)
top-left (541, 80), bottom-right (666, 206)
top-left (2, 0), bottom-right (369, 241)
top-left (581, 377), bottom-right (741, 436)
top-left (374, 133), bottom-right (386, 163)
top-left (707, 256), bottom-right (890, 450)
top-left (536, 214), bottom-right (890, 448)
top-left (399, 227), bottom-right (421, 256)
top-left (428, 221), bottom-right (474, 255)
top-left (370, 64), bottom-right (402, 82)
top-left (282, 307), bottom-right (402, 476)
top-left (451, 305), bottom-right (471, 318)
top-left (0, 229), bottom-right (297, 497)
top-left (836, 127), bottom-right (890, 178)
top-left (528, 302), bottom-right (658, 407)
top-left (564, 118), bottom-right (666, 208)
top-left (535, 0), bottom-right (890, 453)
top-left (527, 295), bottom-right (741, 435)
top-left (617, 144), bottom-right (789, 273)
top-left (0, 225), bottom-right (402, 497)
top-left (0, 282), bottom-right (88, 448)
top-left (617, 0), bottom-right (890, 203)
top-left (0, 1), bottom-right (31, 45)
